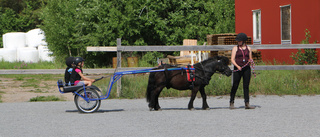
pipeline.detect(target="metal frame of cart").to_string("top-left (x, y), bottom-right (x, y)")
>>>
top-left (57, 67), bottom-right (194, 113)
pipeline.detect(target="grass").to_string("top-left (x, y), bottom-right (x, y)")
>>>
top-left (0, 91), bottom-right (4, 103)
top-left (0, 60), bottom-right (319, 101)
top-left (2, 70), bottom-right (319, 101)
top-left (29, 95), bottom-right (65, 102)
top-left (0, 60), bottom-right (64, 69)
top-left (28, 89), bottom-right (48, 93)
top-left (207, 70), bottom-right (320, 96)
top-left (94, 70), bottom-right (320, 99)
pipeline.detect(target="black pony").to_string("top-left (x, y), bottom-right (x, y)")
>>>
top-left (146, 55), bottom-right (232, 111)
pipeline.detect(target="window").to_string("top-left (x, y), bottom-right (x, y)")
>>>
top-left (281, 5), bottom-right (291, 44)
top-left (252, 10), bottom-right (261, 44)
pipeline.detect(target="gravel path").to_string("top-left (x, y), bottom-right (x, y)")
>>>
top-left (0, 95), bottom-right (320, 137)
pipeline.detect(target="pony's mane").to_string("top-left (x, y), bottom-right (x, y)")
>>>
top-left (195, 56), bottom-right (229, 66)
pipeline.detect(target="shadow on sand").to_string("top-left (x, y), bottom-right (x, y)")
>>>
top-left (155, 105), bottom-right (261, 111)
top-left (65, 109), bottom-right (124, 113)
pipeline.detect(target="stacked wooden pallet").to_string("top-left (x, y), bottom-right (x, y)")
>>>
top-left (207, 33), bottom-right (262, 63)
top-left (207, 33), bottom-right (238, 45)
top-left (217, 50), bottom-right (232, 65)
top-left (217, 50), bottom-right (262, 63)
top-left (218, 36), bottom-right (252, 45)
top-left (218, 50), bottom-right (232, 58)
top-left (252, 50), bottom-right (262, 62)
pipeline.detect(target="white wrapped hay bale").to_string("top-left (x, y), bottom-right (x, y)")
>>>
top-left (2, 34), bottom-right (6, 48)
top-left (38, 45), bottom-right (53, 62)
top-left (0, 48), bottom-right (17, 62)
top-left (26, 28), bottom-right (47, 48)
top-left (3, 32), bottom-right (26, 49)
top-left (17, 47), bottom-right (39, 62)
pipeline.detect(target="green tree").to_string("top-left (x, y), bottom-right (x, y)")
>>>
top-left (212, 0), bottom-right (235, 34)
top-left (0, 0), bottom-right (46, 48)
top-left (40, 0), bottom-right (235, 67)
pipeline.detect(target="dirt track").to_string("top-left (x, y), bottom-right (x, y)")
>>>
top-left (0, 76), bottom-right (79, 102)
top-left (0, 95), bottom-right (320, 137)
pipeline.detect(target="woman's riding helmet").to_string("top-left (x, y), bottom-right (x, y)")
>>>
top-left (235, 33), bottom-right (248, 42)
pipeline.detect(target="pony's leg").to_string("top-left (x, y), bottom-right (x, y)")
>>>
top-left (148, 95), bottom-right (155, 111)
top-left (149, 86), bottom-right (164, 111)
top-left (199, 86), bottom-right (210, 110)
top-left (154, 90), bottom-right (162, 111)
top-left (188, 87), bottom-right (200, 110)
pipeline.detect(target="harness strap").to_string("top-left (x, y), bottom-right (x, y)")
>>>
top-left (163, 66), bottom-right (171, 89)
top-left (186, 65), bottom-right (195, 82)
top-left (186, 65), bottom-right (196, 89)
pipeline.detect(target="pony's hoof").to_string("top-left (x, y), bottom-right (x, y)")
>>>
top-left (149, 107), bottom-right (154, 111)
top-left (203, 107), bottom-right (210, 110)
top-left (155, 108), bottom-right (162, 111)
top-left (189, 108), bottom-right (195, 111)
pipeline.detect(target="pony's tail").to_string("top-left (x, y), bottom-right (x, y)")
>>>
top-left (146, 72), bottom-right (156, 102)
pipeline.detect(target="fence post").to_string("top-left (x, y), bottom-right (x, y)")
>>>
top-left (116, 38), bottom-right (121, 97)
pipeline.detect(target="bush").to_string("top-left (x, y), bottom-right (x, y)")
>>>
top-left (291, 29), bottom-right (318, 65)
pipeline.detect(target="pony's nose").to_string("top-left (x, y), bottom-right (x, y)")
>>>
top-left (226, 70), bottom-right (232, 76)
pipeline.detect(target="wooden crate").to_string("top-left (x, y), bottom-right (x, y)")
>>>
top-left (167, 55), bottom-right (197, 66)
top-left (181, 39), bottom-right (197, 57)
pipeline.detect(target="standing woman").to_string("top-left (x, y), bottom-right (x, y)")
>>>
top-left (229, 33), bottom-right (255, 109)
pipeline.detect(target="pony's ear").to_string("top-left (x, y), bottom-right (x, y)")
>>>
top-left (212, 55), bottom-right (221, 60)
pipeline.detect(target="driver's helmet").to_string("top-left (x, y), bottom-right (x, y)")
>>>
top-left (74, 57), bottom-right (85, 65)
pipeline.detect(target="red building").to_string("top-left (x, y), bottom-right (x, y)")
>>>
top-left (235, 0), bottom-right (320, 64)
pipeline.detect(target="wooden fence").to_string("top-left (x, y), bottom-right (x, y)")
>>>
top-left (86, 38), bottom-right (320, 96)
top-left (1, 38), bottom-right (319, 96)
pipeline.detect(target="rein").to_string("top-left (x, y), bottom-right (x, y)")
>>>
top-left (233, 59), bottom-right (256, 78)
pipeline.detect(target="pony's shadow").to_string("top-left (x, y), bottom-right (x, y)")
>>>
top-left (65, 109), bottom-right (124, 113)
top-left (213, 105), bottom-right (262, 110)
top-left (160, 105), bottom-right (261, 111)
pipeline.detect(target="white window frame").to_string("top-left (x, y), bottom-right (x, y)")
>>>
top-left (252, 9), bottom-right (261, 45)
top-left (280, 4), bottom-right (291, 44)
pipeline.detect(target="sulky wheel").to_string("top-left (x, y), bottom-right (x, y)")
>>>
top-left (74, 88), bottom-right (101, 113)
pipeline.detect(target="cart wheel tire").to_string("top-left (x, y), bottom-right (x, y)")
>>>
top-left (74, 88), bottom-right (101, 113)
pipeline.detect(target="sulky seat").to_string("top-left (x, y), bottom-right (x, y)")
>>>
top-left (57, 79), bottom-right (83, 93)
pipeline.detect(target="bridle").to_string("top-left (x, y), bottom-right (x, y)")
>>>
top-left (193, 60), bottom-right (228, 85)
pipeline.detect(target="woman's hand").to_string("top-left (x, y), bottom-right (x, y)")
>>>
top-left (236, 66), bottom-right (242, 71)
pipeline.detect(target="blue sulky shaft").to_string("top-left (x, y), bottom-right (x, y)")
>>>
top-left (114, 67), bottom-right (194, 75)
top-left (102, 67), bottom-right (195, 100)
top-left (58, 67), bottom-right (195, 101)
